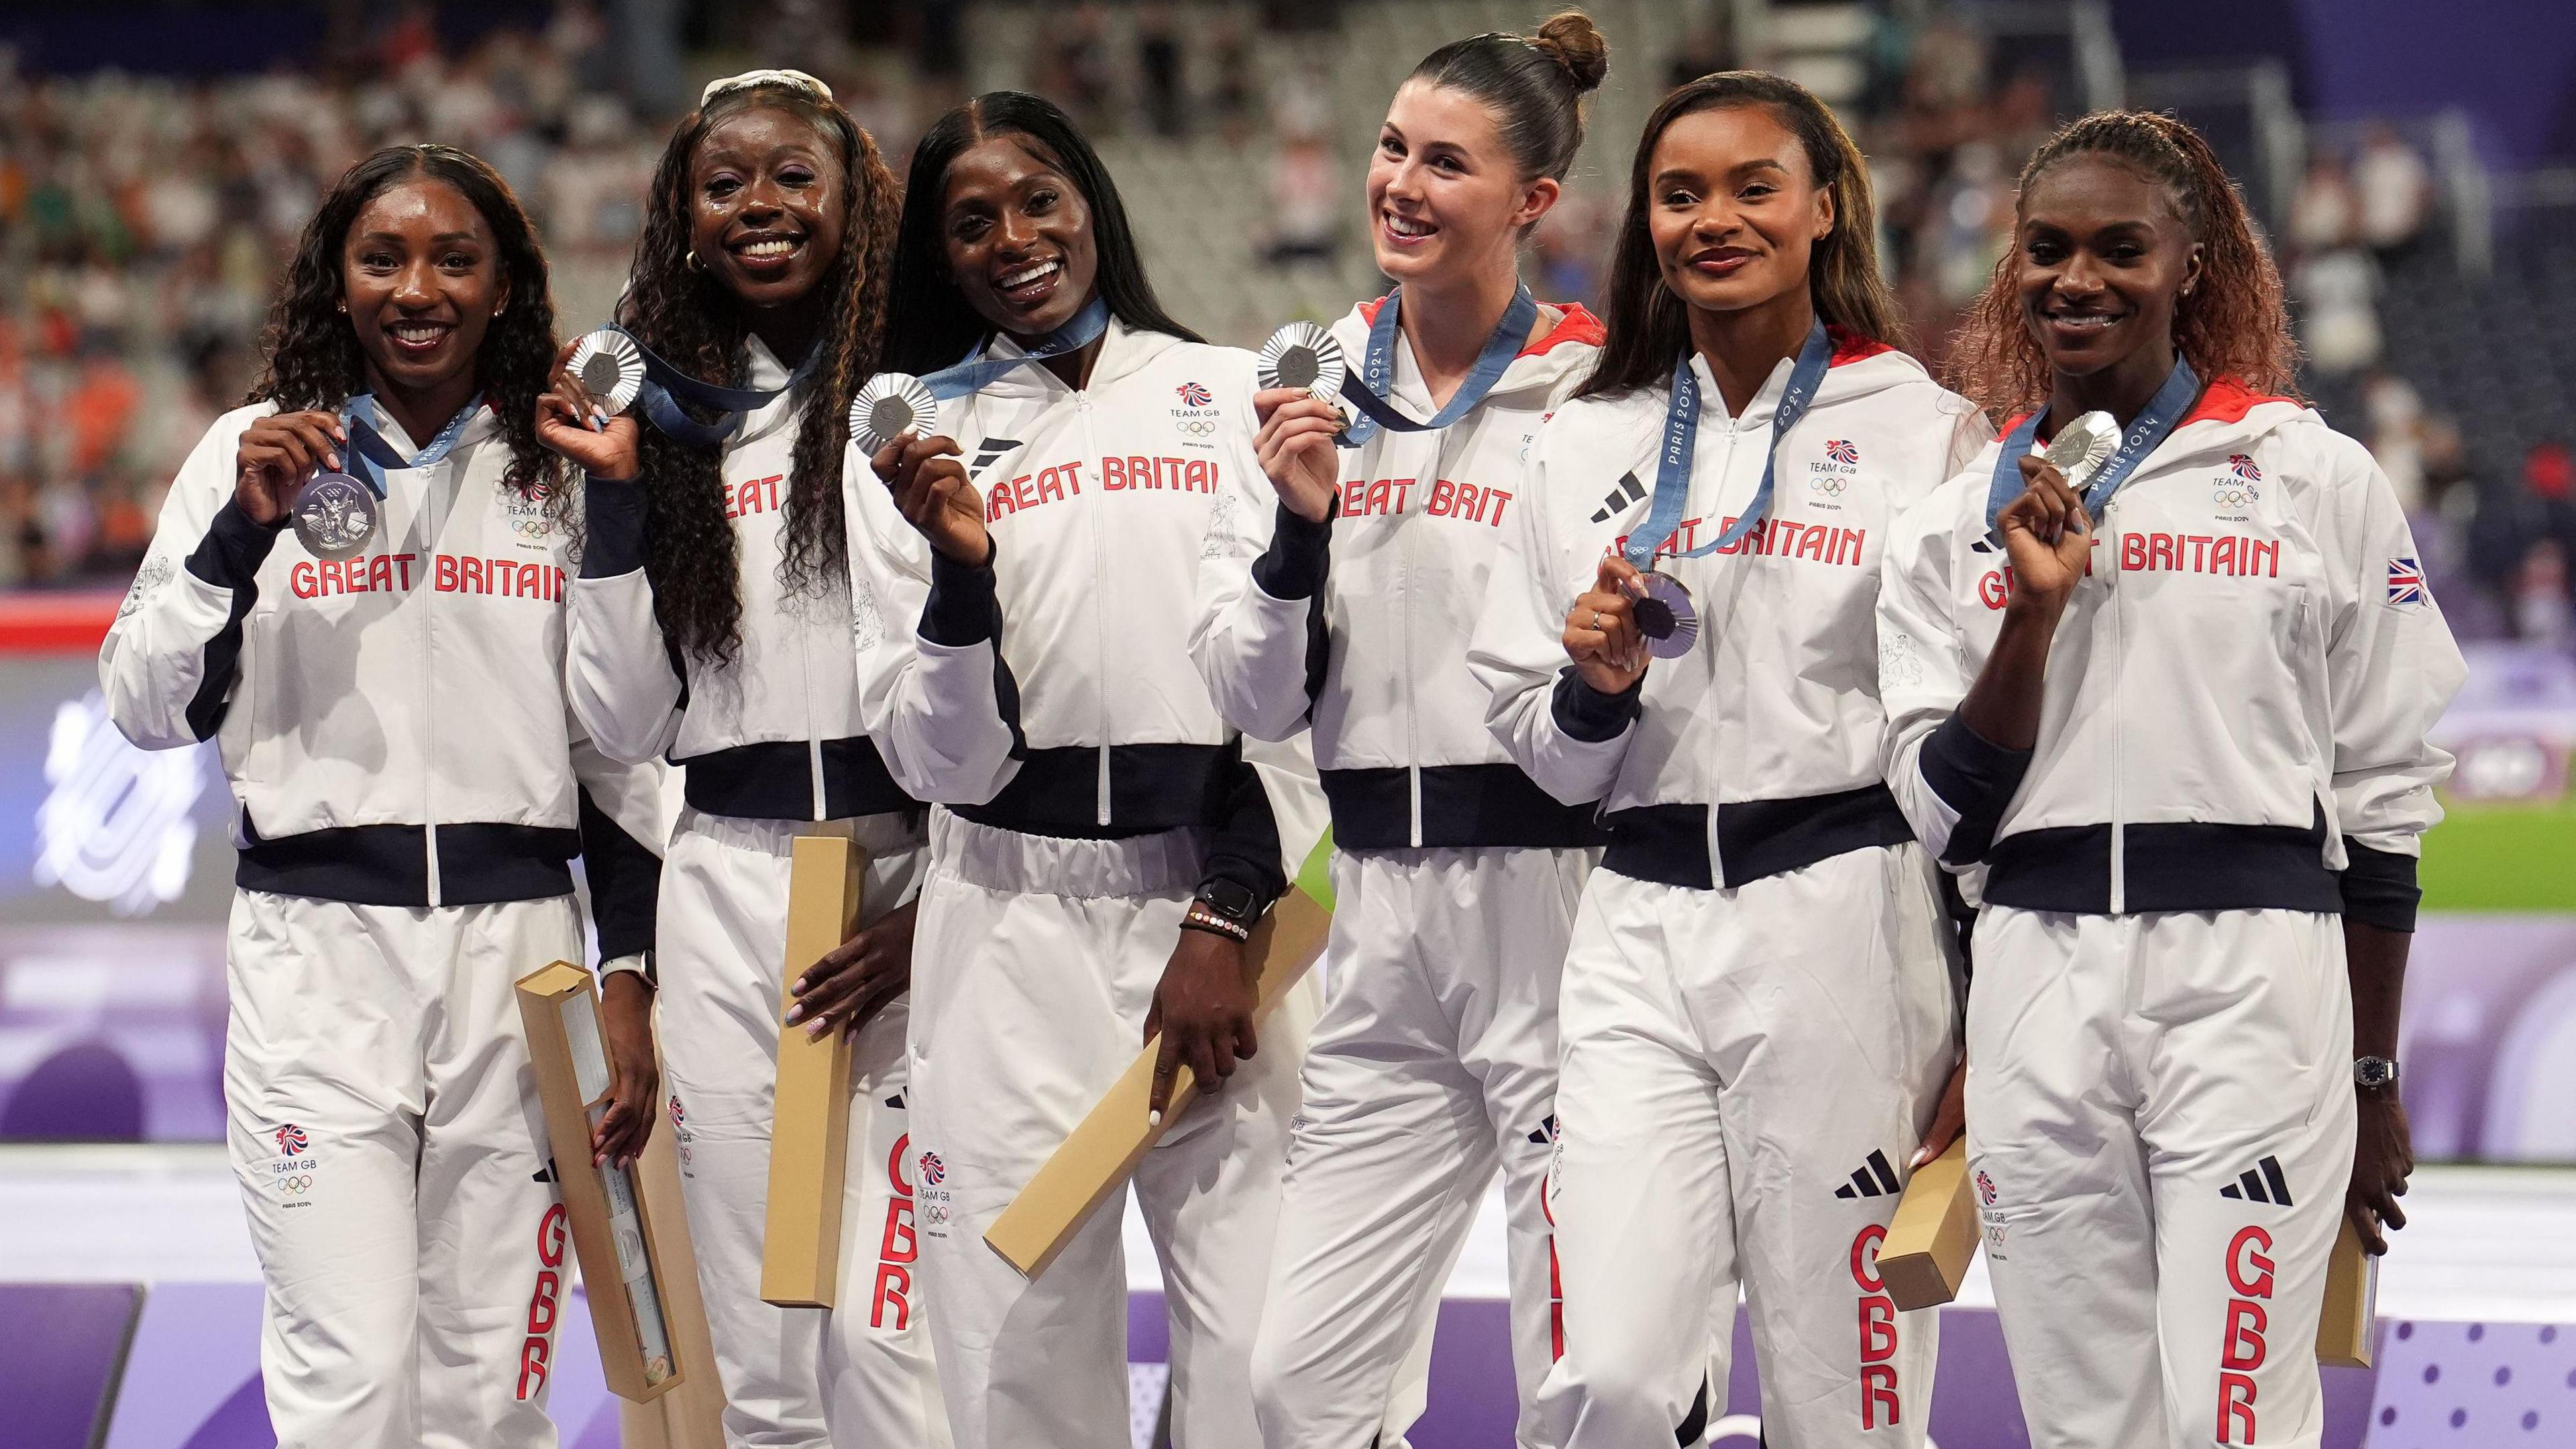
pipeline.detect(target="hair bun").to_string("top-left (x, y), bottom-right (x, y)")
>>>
top-left (1530, 11), bottom-right (1609, 94)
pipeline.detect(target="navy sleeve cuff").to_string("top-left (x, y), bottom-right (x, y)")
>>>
top-left (2338, 839), bottom-right (2421, 933)
top-left (1250, 502), bottom-right (1331, 601)
top-left (582, 474), bottom-right (648, 578)
top-left (184, 498), bottom-right (285, 590)
top-left (1197, 752), bottom-right (1289, 920)
top-left (1550, 667), bottom-right (1642, 744)
top-left (921, 545), bottom-right (1002, 648)
top-left (577, 787), bottom-right (662, 961)
top-left (1919, 715), bottom-right (2032, 867)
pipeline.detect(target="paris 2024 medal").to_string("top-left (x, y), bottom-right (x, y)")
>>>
top-left (290, 472), bottom-right (380, 561)
top-left (566, 329), bottom-right (647, 416)
top-left (850, 373), bottom-right (941, 456)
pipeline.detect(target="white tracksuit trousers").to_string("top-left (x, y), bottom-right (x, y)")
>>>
top-left (225, 889), bottom-right (580, 1449)
top-left (655, 808), bottom-right (947, 1449)
top-left (1538, 843), bottom-right (1957, 1449)
top-left (1968, 906), bottom-right (2355, 1449)
top-left (906, 809), bottom-right (1318, 1449)
top-left (1252, 845), bottom-right (1591, 1449)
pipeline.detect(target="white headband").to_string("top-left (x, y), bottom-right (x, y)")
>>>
top-left (701, 68), bottom-right (835, 106)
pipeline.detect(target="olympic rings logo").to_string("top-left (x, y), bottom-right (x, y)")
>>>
top-left (1173, 417), bottom-right (1218, 438)
top-left (2212, 484), bottom-right (2257, 508)
top-left (1809, 475), bottom-right (1848, 496)
top-left (280, 1175), bottom-right (314, 1193)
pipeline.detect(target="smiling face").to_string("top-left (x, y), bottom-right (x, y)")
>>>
top-left (688, 104), bottom-right (848, 312)
top-left (938, 133), bottom-right (1099, 339)
top-left (2013, 154), bottom-right (2204, 380)
top-left (1366, 79), bottom-right (1558, 285)
top-left (340, 177), bottom-right (506, 397)
top-left (1646, 104), bottom-right (1834, 321)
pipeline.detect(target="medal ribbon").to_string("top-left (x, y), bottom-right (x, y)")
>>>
top-left (920, 294), bottom-right (1112, 400)
top-left (340, 392), bottom-right (484, 496)
top-left (605, 327), bottom-right (821, 447)
top-left (1621, 321), bottom-right (1833, 572)
top-left (1982, 357), bottom-right (2201, 533)
top-left (1336, 284), bottom-right (1540, 448)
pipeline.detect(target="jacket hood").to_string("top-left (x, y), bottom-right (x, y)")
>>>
top-left (977, 314), bottom-right (1189, 400)
top-left (1990, 376), bottom-right (2315, 470)
top-left (1328, 294), bottom-right (1605, 407)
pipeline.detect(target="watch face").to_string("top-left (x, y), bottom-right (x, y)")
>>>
top-left (2356, 1058), bottom-right (2399, 1087)
top-left (1199, 881), bottom-right (1258, 922)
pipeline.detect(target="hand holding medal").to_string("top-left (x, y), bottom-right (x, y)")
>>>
top-left (540, 332), bottom-right (647, 482)
top-left (233, 409), bottom-right (350, 530)
top-left (1564, 555), bottom-right (1654, 694)
top-left (1252, 322), bottom-right (1349, 523)
top-left (1996, 411), bottom-right (2118, 605)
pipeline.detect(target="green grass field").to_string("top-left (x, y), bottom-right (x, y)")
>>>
top-left (2419, 797), bottom-right (2576, 912)
top-left (1288, 797), bottom-right (2576, 914)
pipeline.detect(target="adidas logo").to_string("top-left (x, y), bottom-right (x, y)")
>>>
top-left (2220, 1155), bottom-right (2294, 1207)
top-left (1834, 1149), bottom-right (1904, 1199)
top-left (1527, 1114), bottom-right (1559, 1146)
top-left (885, 1091), bottom-right (906, 1110)
top-left (968, 437), bottom-right (1022, 479)
top-left (1590, 472), bottom-right (1648, 523)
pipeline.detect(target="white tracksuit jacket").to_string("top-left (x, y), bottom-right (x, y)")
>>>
top-left (566, 335), bottom-right (943, 1449)
top-left (1193, 297), bottom-right (1604, 1449)
top-left (101, 399), bottom-right (663, 1449)
top-left (1470, 335), bottom-right (1987, 1449)
top-left (843, 317), bottom-right (1317, 1449)
top-left (1874, 380), bottom-right (2465, 1449)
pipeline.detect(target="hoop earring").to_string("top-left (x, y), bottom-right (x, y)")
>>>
top-left (686, 250), bottom-right (704, 272)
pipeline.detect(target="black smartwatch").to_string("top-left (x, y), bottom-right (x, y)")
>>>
top-left (2354, 1057), bottom-right (2400, 1092)
top-left (1195, 878), bottom-right (1261, 930)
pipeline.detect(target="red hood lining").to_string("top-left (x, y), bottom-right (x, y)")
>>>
top-left (1994, 375), bottom-right (2298, 441)
top-left (1352, 296), bottom-right (1604, 358)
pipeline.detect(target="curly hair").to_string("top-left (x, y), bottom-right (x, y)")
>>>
top-left (619, 80), bottom-right (901, 667)
top-left (1945, 109), bottom-right (2302, 421)
top-left (1582, 71), bottom-right (1902, 398)
top-left (249, 144), bottom-right (564, 511)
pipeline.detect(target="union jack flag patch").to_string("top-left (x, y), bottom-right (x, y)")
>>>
top-left (2387, 557), bottom-right (2426, 606)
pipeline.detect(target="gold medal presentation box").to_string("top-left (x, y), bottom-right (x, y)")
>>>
top-left (515, 961), bottom-right (697, 1403)
top-left (986, 887), bottom-right (1334, 1278)
top-left (761, 826), bottom-right (869, 1307)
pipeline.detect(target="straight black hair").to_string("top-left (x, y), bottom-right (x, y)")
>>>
top-left (881, 91), bottom-right (1200, 376)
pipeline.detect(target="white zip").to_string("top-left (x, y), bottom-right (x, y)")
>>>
top-left (1703, 411), bottom-right (1744, 875)
top-left (2106, 501), bottom-right (2127, 914)
top-left (802, 598), bottom-right (826, 821)
top-left (1077, 393), bottom-right (1114, 827)
top-left (421, 453), bottom-right (442, 907)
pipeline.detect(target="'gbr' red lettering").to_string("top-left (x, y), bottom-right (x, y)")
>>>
top-left (2216, 1225), bottom-right (2273, 1443)
top-left (518, 1202), bottom-right (569, 1399)
top-left (873, 1133), bottom-right (919, 1330)
top-left (1849, 1222), bottom-right (1900, 1429)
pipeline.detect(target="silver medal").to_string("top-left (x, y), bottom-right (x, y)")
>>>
top-left (1631, 572), bottom-right (1701, 660)
top-left (2043, 409), bottom-right (2119, 490)
top-left (290, 472), bottom-right (380, 561)
top-left (567, 329), bottom-right (647, 415)
top-left (850, 372), bottom-right (941, 455)
top-left (1256, 321), bottom-right (1346, 402)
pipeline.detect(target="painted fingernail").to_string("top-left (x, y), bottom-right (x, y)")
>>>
top-left (1148, 1110), bottom-right (1163, 1128)
top-left (784, 1004), bottom-right (803, 1024)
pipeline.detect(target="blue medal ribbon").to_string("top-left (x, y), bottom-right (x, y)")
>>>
top-left (920, 294), bottom-right (1112, 400)
top-left (1982, 358), bottom-right (2202, 534)
top-left (602, 326), bottom-right (820, 447)
top-left (1336, 284), bottom-right (1539, 449)
top-left (340, 392), bottom-right (484, 496)
top-left (1621, 320), bottom-right (1834, 572)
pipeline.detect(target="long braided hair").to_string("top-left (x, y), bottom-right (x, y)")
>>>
top-left (619, 80), bottom-right (901, 667)
top-left (250, 144), bottom-right (564, 512)
top-left (1945, 109), bottom-right (2301, 421)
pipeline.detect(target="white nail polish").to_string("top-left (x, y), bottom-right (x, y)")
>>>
top-left (1148, 1110), bottom-right (1163, 1128)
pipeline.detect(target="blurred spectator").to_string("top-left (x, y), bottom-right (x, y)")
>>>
top-left (1667, 17), bottom-right (1737, 91)
top-left (2292, 247), bottom-right (2382, 375)
top-left (2353, 123), bottom-right (2430, 262)
top-left (1039, 3), bottom-right (1118, 135)
top-left (2361, 368), bottom-right (2426, 511)
top-left (1532, 190), bottom-right (1610, 312)
top-left (2516, 539), bottom-right (2573, 647)
top-left (2289, 151), bottom-right (2358, 258)
top-left (1138, 3), bottom-right (1186, 140)
top-left (1207, 16), bottom-right (1258, 147)
top-left (1264, 135), bottom-right (1338, 269)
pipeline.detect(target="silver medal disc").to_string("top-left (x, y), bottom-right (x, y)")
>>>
top-left (1256, 321), bottom-right (1347, 402)
top-left (850, 372), bottom-right (941, 455)
top-left (291, 472), bottom-right (380, 561)
top-left (2043, 409), bottom-right (2119, 490)
top-left (567, 329), bottom-right (647, 415)
top-left (1631, 572), bottom-right (1701, 660)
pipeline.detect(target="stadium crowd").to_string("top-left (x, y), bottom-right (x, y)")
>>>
top-left (0, 0), bottom-right (2558, 645)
